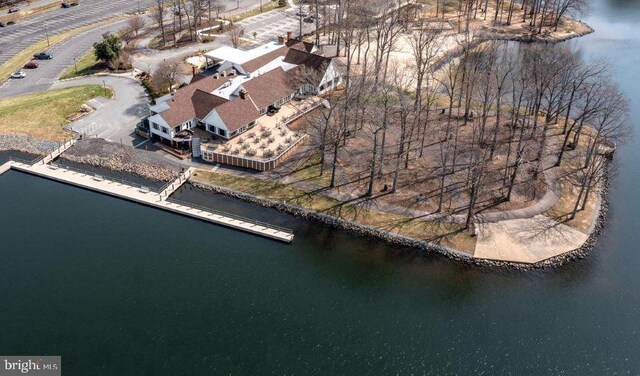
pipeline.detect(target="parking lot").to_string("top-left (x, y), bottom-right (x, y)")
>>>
top-left (0, 20), bottom-right (126, 99)
top-left (239, 7), bottom-right (318, 45)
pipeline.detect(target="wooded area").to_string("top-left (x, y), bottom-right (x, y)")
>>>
top-left (291, 0), bottom-right (628, 232)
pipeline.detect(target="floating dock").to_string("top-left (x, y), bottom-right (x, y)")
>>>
top-left (0, 158), bottom-right (293, 243)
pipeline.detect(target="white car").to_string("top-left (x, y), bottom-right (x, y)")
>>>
top-left (10, 71), bottom-right (26, 79)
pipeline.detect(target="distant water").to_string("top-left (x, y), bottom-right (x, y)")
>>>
top-left (1, 0), bottom-right (640, 374)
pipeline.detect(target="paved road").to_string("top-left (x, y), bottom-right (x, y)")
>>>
top-left (52, 75), bottom-right (150, 146)
top-left (0, 19), bottom-right (127, 98)
top-left (0, 0), bottom-right (58, 13)
top-left (0, 0), bottom-right (153, 66)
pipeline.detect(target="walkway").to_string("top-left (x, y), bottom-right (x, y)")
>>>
top-left (159, 167), bottom-right (195, 199)
top-left (40, 139), bottom-right (76, 164)
top-left (473, 215), bottom-right (588, 263)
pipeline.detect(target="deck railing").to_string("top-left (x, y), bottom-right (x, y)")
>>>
top-left (166, 197), bottom-right (293, 235)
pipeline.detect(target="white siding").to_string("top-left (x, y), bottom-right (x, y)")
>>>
top-left (148, 114), bottom-right (173, 141)
top-left (318, 61), bottom-right (342, 94)
top-left (203, 110), bottom-right (230, 139)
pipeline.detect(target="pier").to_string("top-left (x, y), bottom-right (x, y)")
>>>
top-left (0, 149), bottom-right (293, 243)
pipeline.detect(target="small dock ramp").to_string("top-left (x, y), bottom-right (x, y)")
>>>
top-left (159, 167), bottom-right (195, 200)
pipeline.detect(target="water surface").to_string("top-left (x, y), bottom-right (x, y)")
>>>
top-left (1, 0), bottom-right (640, 374)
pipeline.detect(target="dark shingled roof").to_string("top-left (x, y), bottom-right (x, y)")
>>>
top-left (213, 97), bottom-right (260, 132)
top-left (240, 45), bottom-right (288, 74)
top-left (156, 42), bottom-right (337, 132)
top-left (285, 39), bottom-right (317, 54)
top-left (192, 89), bottom-right (228, 120)
top-left (159, 75), bottom-right (228, 126)
top-left (283, 48), bottom-right (331, 71)
top-left (242, 68), bottom-right (296, 110)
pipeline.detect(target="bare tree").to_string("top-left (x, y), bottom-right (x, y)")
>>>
top-left (151, 0), bottom-right (167, 46)
top-left (127, 14), bottom-right (147, 37)
top-left (228, 26), bottom-right (245, 48)
top-left (152, 59), bottom-right (183, 93)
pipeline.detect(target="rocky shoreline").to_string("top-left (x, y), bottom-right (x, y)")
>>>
top-left (60, 153), bottom-right (178, 182)
top-left (477, 20), bottom-right (595, 44)
top-left (59, 138), bottom-right (180, 182)
top-left (0, 128), bottom-right (609, 269)
top-left (189, 170), bottom-right (610, 271)
top-left (0, 133), bottom-right (58, 155)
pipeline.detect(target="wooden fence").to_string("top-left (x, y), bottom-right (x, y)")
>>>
top-left (201, 134), bottom-right (308, 171)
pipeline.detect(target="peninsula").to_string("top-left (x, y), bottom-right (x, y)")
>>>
top-left (0, 0), bottom-right (628, 268)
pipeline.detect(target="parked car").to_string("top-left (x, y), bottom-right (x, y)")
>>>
top-left (10, 71), bottom-right (26, 79)
top-left (295, 10), bottom-right (308, 17)
top-left (267, 105), bottom-right (280, 116)
top-left (0, 22), bottom-right (5, 27)
top-left (303, 17), bottom-right (314, 23)
top-left (24, 61), bottom-right (38, 69)
top-left (61, 1), bottom-right (78, 8)
top-left (33, 52), bottom-right (53, 60)
top-left (8, 7), bottom-right (19, 14)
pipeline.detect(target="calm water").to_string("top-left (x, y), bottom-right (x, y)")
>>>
top-left (1, 1), bottom-right (640, 374)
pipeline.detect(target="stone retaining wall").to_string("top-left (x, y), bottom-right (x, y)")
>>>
top-left (189, 166), bottom-right (610, 271)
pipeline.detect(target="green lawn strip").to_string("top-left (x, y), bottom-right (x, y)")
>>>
top-left (59, 48), bottom-right (103, 80)
top-left (0, 85), bottom-right (113, 141)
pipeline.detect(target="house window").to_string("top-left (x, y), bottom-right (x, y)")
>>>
top-left (161, 127), bottom-right (168, 134)
top-left (249, 120), bottom-right (256, 127)
top-left (152, 123), bottom-right (159, 130)
top-left (218, 129), bottom-right (227, 137)
top-left (260, 108), bottom-right (267, 115)
top-left (174, 126), bottom-right (181, 133)
top-left (208, 124), bottom-right (216, 133)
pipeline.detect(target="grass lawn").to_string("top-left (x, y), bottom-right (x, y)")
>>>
top-left (0, 17), bottom-right (121, 82)
top-left (59, 48), bottom-right (103, 80)
top-left (0, 85), bottom-right (113, 141)
top-left (544, 179), bottom-right (599, 234)
top-left (288, 153), bottom-right (332, 187)
top-left (191, 169), bottom-right (477, 253)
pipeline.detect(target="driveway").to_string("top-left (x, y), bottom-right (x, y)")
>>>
top-left (51, 75), bottom-right (150, 146)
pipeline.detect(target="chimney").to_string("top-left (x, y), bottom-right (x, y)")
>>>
top-left (287, 31), bottom-right (292, 41)
top-left (278, 35), bottom-right (285, 44)
top-left (239, 89), bottom-right (247, 100)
